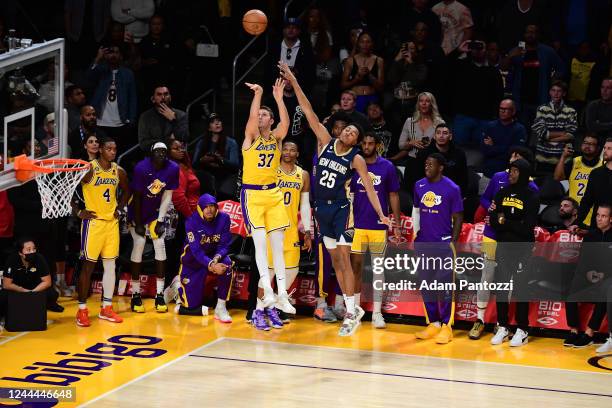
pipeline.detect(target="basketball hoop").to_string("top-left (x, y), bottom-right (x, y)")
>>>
top-left (14, 154), bottom-right (91, 219)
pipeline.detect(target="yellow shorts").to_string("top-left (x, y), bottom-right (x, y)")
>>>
top-left (481, 236), bottom-right (497, 261)
top-left (240, 187), bottom-right (289, 234)
top-left (81, 218), bottom-right (119, 261)
top-left (267, 226), bottom-right (301, 270)
top-left (351, 228), bottom-right (387, 254)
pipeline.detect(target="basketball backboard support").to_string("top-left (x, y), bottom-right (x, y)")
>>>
top-left (0, 38), bottom-right (65, 191)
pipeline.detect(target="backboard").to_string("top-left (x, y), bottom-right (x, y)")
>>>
top-left (0, 38), bottom-right (66, 191)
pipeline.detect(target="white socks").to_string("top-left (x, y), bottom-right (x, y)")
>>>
top-left (354, 292), bottom-right (361, 306)
top-left (102, 259), bottom-right (116, 306)
top-left (156, 278), bottom-right (164, 295)
top-left (269, 230), bottom-right (286, 294)
top-left (131, 280), bottom-right (140, 294)
top-left (345, 296), bottom-right (355, 316)
top-left (252, 229), bottom-right (273, 297)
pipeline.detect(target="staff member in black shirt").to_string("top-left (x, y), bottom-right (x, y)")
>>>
top-left (0, 238), bottom-right (63, 320)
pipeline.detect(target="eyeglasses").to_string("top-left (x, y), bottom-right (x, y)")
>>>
top-left (286, 47), bottom-right (293, 59)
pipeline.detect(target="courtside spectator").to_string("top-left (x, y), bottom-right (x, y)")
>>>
top-left (340, 32), bottom-right (384, 113)
top-left (480, 99), bottom-right (527, 178)
top-left (505, 25), bottom-right (565, 132)
top-left (533, 81), bottom-right (577, 174)
top-left (432, 0), bottom-right (473, 55)
top-left (138, 85), bottom-right (187, 152)
top-left (585, 77), bottom-right (612, 143)
top-left (571, 138), bottom-right (612, 230)
top-left (65, 85), bottom-right (87, 133)
top-left (338, 90), bottom-right (370, 130)
top-left (68, 106), bottom-right (106, 159)
top-left (554, 134), bottom-right (602, 225)
top-left (110, 0), bottom-right (155, 43)
top-left (89, 45), bottom-right (138, 152)
top-left (450, 39), bottom-right (503, 147)
top-left (416, 123), bottom-right (468, 195)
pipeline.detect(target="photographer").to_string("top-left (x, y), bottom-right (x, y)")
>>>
top-left (0, 238), bottom-right (63, 321)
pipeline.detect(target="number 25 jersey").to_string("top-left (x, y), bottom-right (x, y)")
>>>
top-left (82, 159), bottom-right (119, 220)
top-left (313, 139), bottom-right (359, 201)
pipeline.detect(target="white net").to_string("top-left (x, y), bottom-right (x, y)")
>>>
top-left (34, 160), bottom-right (90, 219)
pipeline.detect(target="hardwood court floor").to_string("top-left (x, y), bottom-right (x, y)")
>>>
top-left (0, 298), bottom-right (610, 407)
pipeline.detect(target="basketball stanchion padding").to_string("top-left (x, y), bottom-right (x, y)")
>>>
top-left (14, 154), bottom-right (91, 219)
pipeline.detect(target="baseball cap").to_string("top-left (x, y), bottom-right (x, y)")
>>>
top-left (207, 113), bottom-right (221, 123)
top-left (284, 17), bottom-right (301, 28)
top-left (45, 112), bottom-right (55, 124)
top-left (151, 142), bottom-right (167, 151)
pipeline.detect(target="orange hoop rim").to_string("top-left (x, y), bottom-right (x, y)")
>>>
top-left (14, 154), bottom-right (91, 182)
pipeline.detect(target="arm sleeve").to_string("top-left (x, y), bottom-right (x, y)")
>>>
top-left (157, 190), bottom-right (173, 221)
top-left (185, 218), bottom-right (212, 267)
top-left (300, 192), bottom-right (312, 232)
top-left (411, 206), bottom-right (420, 236)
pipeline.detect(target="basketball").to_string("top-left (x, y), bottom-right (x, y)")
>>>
top-left (242, 9), bottom-right (268, 35)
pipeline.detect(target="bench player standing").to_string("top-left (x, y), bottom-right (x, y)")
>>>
top-left (279, 62), bottom-right (391, 336)
top-left (241, 79), bottom-right (295, 330)
top-left (350, 132), bottom-right (401, 329)
top-left (75, 137), bottom-right (130, 327)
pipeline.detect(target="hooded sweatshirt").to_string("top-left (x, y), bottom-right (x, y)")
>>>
top-left (181, 194), bottom-right (232, 268)
top-left (490, 159), bottom-right (540, 242)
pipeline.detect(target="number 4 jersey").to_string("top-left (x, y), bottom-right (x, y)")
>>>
top-left (82, 159), bottom-right (119, 220)
top-left (313, 139), bottom-right (359, 202)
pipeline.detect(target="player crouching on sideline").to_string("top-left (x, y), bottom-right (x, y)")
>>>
top-left (128, 142), bottom-right (179, 313)
top-left (175, 194), bottom-right (233, 322)
top-left (412, 153), bottom-right (463, 344)
top-left (350, 132), bottom-right (402, 329)
top-left (73, 137), bottom-right (130, 327)
top-left (254, 140), bottom-right (312, 330)
top-left (279, 62), bottom-right (392, 337)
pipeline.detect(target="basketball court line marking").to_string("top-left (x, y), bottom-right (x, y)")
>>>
top-left (79, 337), bottom-right (226, 407)
top-left (0, 331), bottom-right (29, 347)
top-left (187, 353), bottom-right (612, 399)
top-left (224, 336), bottom-right (612, 375)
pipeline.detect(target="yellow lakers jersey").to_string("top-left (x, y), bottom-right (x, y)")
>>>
top-left (277, 165), bottom-right (304, 228)
top-left (242, 135), bottom-right (281, 185)
top-left (83, 160), bottom-right (119, 220)
top-left (569, 156), bottom-right (602, 226)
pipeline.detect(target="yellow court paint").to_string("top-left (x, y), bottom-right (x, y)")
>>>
top-left (0, 298), bottom-right (610, 407)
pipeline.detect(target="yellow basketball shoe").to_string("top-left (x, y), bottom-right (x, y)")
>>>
top-left (415, 323), bottom-right (442, 340)
top-left (435, 324), bottom-right (453, 344)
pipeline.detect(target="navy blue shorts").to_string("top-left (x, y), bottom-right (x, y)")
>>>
top-left (314, 200), bottom-right (353, 244)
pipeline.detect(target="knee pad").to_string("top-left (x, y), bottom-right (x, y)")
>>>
top-left (152, 237), bottom-right (166, 261)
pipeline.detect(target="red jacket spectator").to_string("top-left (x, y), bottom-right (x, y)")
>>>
top-left (170, 140), bottom-right (200, 217)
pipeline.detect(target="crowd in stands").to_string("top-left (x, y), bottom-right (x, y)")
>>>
top-left (0, 0), bottom-right (611, 348)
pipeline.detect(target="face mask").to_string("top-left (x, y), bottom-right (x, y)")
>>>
top-left (24, 253), bottom-right (36, 263)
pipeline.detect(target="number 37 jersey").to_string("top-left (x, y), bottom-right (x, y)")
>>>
top-left (82, 159), bottom-right (119, 220)
top-left (313, 140), bottom-right (359, 201)
top-left (242, 135), bottom-right (281, 186)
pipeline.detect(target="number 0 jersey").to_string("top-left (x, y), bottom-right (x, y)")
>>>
top-left (278, 165), bottom-right (305, 230)
top-left (313, 139), bottom-right (359, 202)
top-left (82, 160), bottom-right (119, 220)
top-left (242, 135), bottom-right (281, 186)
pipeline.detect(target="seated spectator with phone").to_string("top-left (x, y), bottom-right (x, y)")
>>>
top-left (0, 238), bottom-right (63, 325)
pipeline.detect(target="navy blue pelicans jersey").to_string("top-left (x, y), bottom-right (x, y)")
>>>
top-left (313, 139), bottom-right (360, 201)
